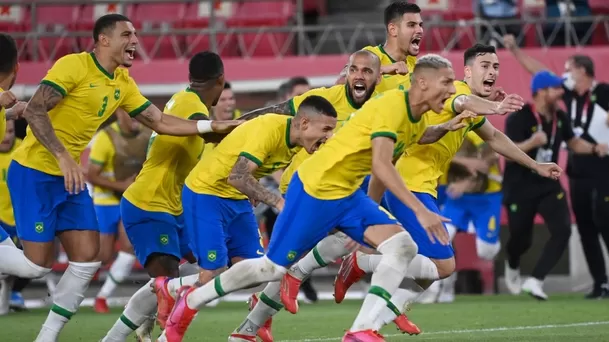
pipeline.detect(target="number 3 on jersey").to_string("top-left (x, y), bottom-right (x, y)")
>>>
top-left (97, 96), bottom-right (108, 117)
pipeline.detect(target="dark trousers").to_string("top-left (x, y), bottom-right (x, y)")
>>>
top-left (569, 178), bottom-right (609, 286)
top-left (505, 188), bottom-right (572, 280)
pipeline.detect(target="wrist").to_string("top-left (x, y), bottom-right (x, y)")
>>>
top-left (591, 143), bottom-right (597, 154)
top-left (196, 120), bottom-right (214, 134)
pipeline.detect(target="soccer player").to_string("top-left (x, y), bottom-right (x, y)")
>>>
top-left (88, 111), bottom-right (150, 314)
top-left (227, 49), bottom-right (381, 342)
top-left (101, 51), bottom-right (226, 342)
top-left (0, 14), bottom-right (240, 341)
top-left (0, 33), bottom-right (26, 144)
top-left (324, 45), bottom-right (561, 334)
top-left (158, 55), bottom-right (477, 342)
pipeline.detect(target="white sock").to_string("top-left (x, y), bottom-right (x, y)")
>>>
top-left (356, 253), bottom-right (440, 280)
top-left (350, 232), bottom-right (417, 332)
top-left (102, 279), bottom-right (158, 342)
top-left (439, 273), bottom-right (457, 297)
top-left (375, 279), bottom-right (425, 329)
top-left (35, 261), bottom-right (101, 342)
top-left (167, 274), bottom-right (200, 298)
top-left (179, 262), bottom-right (200, 277)
top-left (186, 257), bottom-right (285, 310)
top-left (98, 252), bottom-right (136, 299)
top-left (234, 282), bottom-right (282, 336)
top-left (355, 251), bottom-right (381, 273)
top-left (0, 245), bottom-right (51, 278)
top-left (293, 233), bottom-right (350, 279)
top-left (0, 277), bottom-right (13, 315)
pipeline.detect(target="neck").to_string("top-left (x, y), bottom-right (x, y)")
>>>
top-left (0, 74), bottom-right (13, 91)
top-left (289, 120), bottom-right (299, 148)
top-left (407, 87), bottom-right (431, 119)
top-left (93, 50), bottom-right (118, 76)
top-left (574, 76), bottom-right (594, 96)
top-left (533, 98), bottom-right (553, 120)
top-left (383, 40), bottom-right (408, 63)
top-left (190, 85), bottom-right (215, 108)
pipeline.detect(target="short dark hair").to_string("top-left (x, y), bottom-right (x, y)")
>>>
top-left (570, 55), bottom-right (594, 77)
top-left (277, 82), bottom-right (291, 99)
top-left (463, 44), bottom-right (496, 65)
top-left (0, 33), bottom-right (18, 74)
top-left (287, 77), bottom-right (309, 92)
top-left (224, 81), bottom-right (231, 89)
top-left (384, 1), bottom-right (421, 28)
top-left (93, 14), bottom-right (131, 43)
top-left (297, 95), bottom-right (337, 118)
top-left (189, 51), bottom-right (224, 82)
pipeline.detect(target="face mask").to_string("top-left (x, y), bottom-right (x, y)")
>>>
top-left (562, 72), bottom-right (574, 90)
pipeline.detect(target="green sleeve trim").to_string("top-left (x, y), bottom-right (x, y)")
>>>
top-left (288, 98), bottom-right (297, 116)
top-left (128, 101), bottom-right (152, 118)
top-left (88, 158), bottom-right (104, 166)
top-left (371, 131), bottom-right (397, 142)
top-left (239, 152), bottom-right (263, 167)
top-left (471, 117), bottom-right (487, 131)
top-left (450, 94), bottom-right (467, 114)
top-left (40, 80), bottom-right (67, 97)
top-left (188, 112), bottom-right (209, 120)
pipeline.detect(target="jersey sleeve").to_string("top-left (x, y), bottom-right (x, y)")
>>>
top-left (88, 132), bottom-right (112, 167)
top-left (40, 54), bottom-right (87, 97)
top-left (121, 75), bottom-right (152, 118)
top-left (370, 94), bottom-right (404, 141)
top-left (288, 88), bottom-right (329, 115)
top-left (238, 120), bottom-right (280, 167)
top-left (466, 131), bottom-right (486, 147)
top-left (444, 81), bottom-right (473, 114)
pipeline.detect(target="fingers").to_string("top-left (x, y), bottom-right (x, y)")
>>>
top-left (427, 230), bottom-right (436, 244)
top-left (434, 227), bottom-right (450, 245)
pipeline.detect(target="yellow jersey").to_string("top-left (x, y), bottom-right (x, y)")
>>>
top-left (88, 122), bottom-right (121, 206)
top-left (279, 84), bottom-right (362, 193)
top-left (363, 45), bottom-right (417, 94)
top-left (124, 89), bottom-right (208, 215)
top-left (12, 52), bottom-right (151, 176)
top-left (397, 81), bottom-right (486, 198)
top-left (186, 114), bottom-right (301, 200)
top-left (0, 139), bottom-right (20, 226)
top-left (0, 87), bottom-right (5, 143)
top-left (299, 89), bottom-right (426, 200)
top-left (465, 131), bottom-right (502, 193)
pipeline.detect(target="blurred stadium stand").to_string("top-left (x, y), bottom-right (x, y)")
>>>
top-left (4, 0), bottom-right (609, 294)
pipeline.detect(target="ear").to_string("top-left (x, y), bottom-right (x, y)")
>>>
top-left (463, 65), bottom-right (472, 79)
top-left (387, 22), bottom-right (398, 38)
top-left (375, 73), bottom-right (382, 85)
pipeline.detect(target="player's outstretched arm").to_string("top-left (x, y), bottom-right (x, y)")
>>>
top-left (453, 93), bottom-right (524, 116)
top-left (135, 104), bottom-right (242, 136)
top-left (227, 156), bottom-right (285, 211)
top-left (24, 84), bottom-right (67, 157)
top-left (474, 120), bottom-right (562, 180)
top-left (418, 111), bottom-right (478, 144)
top-left (237, 101), bottom-right (293, 121)
top-left (503, 34), bottom-right (548, 75)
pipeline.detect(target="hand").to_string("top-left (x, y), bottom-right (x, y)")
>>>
top-left (534, 162), bottom-right (562, 180)
top-left (530, 131), bottom-right (548, 147)
top-left (58, 153), bottom-right (86, 194)
top-left (211, 120), bottom-right (244, 134)
top-left (594, 143), bottom-right (609, 157)
top-left (0, 90), bottom-right (17, 108)
top-left (503, 34), bottom-right (517, 50)
top-left (495, 94), bottom-right (524, 115)
top-left (381, 61), bottom-right (409, 75)
top-left (487, 87), bottom-right (506, 102)
top-left (6, 101), bottom-right (27, 119)
top-left (250, 198), bottom-right (260, 207)
top-left (444, 110), bottom-right (478, 131)
top-left (415, 209), bottom-right (450, 245)
top-left (447, 179), bottom-right (473, 199)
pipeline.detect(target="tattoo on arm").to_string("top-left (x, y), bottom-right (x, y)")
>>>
top-left (23, 84), bottom-right (66, 157)
top-left (418, 125), bottom-right (449, 144)
top-left (136, 105), bottom-right (161, 124)
top-left (238, 101), bottom-right (293, 120)
top-left (228, 156), bottom-right (283, 208)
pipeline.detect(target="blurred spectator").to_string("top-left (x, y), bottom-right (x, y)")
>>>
top-left (477, 0), bottom-right (520, 47)
top-left (545, 0), bottom-right (592, 46)
top-left (212, 82), bottom-right (241, 120)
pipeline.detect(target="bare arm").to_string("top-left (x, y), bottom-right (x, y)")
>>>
top-left (23, 84), bottom-right (67, 158)
top-left (567, 137), bottom-right (597, 154)
top-left (506, 44), bottom-right (548, 75)
top-left (418, 111), bottom-right (478, 145)
top-left (237, 101), bottom-right (294, 121)
top-left (452, 95), bottom-right (502, 116)
top-left (86, 163), bottom-right (132, 193)
top-left (135, 105), bottom-right (240, 136)
top-left (475, 120), bottom-right (538, 170)
top-left (227, 156), bottom-right (284, 210)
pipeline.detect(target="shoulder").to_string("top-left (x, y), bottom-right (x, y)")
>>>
top-left (54, 52), bottom-right (89, 68)
top-left (454, 81), bottom-right (472, 95)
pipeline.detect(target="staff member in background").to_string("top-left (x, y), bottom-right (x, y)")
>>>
top-left (503, 71), bottom-right (609, 301)
top-left (87, 109), bottom-right (151, 313)
top-left (505, 34), bottom-right (609, 299)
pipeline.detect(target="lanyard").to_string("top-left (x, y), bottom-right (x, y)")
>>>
top-left (531, 104), bottom-right (557, 148)
top-left (580, 94), bottom-right (591, 126)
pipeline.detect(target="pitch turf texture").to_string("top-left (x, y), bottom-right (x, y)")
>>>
top-left (2, 295), bottom-right (608, 341)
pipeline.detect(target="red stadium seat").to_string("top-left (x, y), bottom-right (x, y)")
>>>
top-left (0, 5), bottom-right (28, 59)
top-left (132, 3), bottom-right (187, 59)
top-left (76, 4), bottom-right (135, 52)
top-left (179, 2), bottom-right (238, 58)
top-left (24, 5), bottom-right (81, 60)
top-left (589, 0), bottom-right (609, 14)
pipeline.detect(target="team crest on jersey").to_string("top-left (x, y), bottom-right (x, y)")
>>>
top-left (114, 88), bottom-right (121, 100)
top-left (208, 250), bottom-right (217, 262)
top-left (287, 250), bottom-right (297, 261)
top-left (159, 234), bottom-right (169, 245)
top-left (35, 222), bottom-right (44, 233)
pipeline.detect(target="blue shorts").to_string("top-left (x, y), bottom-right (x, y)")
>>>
top-left (0, 221), bottom-right (16, 243)
top-left (360, 175), bottom-right (389, 209)
top-left (95, 205), bottom-right (121, 235)
top-left (182, 186), bottom-right (263, 270)
top-left (267, 173), bottom-right (399, 268)
top-left (7, 161), bottom-right (98, 243)
top-left (442, 192), bottom-right (502, 244)
top-left (436, 185), bottom-right (448, 208)
top-left (121, 198), bottom-right (191, 266)
top-left (385, 191), bottom-right (454, 260)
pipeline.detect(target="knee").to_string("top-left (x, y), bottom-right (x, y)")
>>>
top-left (258, 257), bottom-right (287, 280)
top-left (476, 239), bottom-right (501, 261)
top-left (434, 258), bottom-right (456, 279)
top-left (378, 231), bottom-right (418, 262)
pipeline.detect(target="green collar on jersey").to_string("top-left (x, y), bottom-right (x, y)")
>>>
top-left (378, 44), bottom-right (397, 64)
top-left (285, 117), bottom-right (296, 149)
top-left (185, 87), bottom-right (204, 104)
top-left (405, 91), bottom-right (420, 123)
top-left (89, 52), bottom-right (115, 80)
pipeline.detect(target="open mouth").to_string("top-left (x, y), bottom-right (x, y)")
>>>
top-left (440, 96), bottom-right (450, 107)
top-left (353, 82), bottom-right (367, 98)
top-left (311, 140), bottom-right (323, 152)
top-left (125, 47), bottom-right (136, 60)
top-left (410, 37), bottom-right (422, 51)
top-left (483, 79), bottom-right (495, 91)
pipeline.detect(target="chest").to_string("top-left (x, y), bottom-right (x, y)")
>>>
top-left (395, 122), bottom-right (424, 159)
top-left (379, 74), bottom-right (411, 93)
top-left (256, 148), bottom-right (298, 176)
top-left (70, 74), bottom-right (125, 120)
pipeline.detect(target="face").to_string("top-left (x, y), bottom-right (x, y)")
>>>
top-left (0, 120), bottom-right (15, 152)
top-left (290, 84), bottom-right (310, 97)
top-left (465, 53), bottom-right (499, 97)
top-left (214, 88), bottom-right (236, 120)
top-left (390, 13), bottom-right (424, 56)
top-left (564, 59), bottom-right (586, 85)
top-left (297, 113), bottom-right (337, 154)
top-left (541, 86), bottom-right (565, 108)
top-left (346, 54), bottom-right (380, 106)
top-left (101, 21), bottom-right (138, 68)
top-left (418, 67), bottom-right (456, 114)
